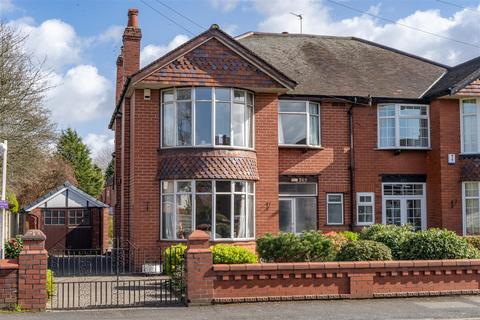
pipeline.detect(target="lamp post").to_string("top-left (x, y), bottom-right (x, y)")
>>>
top-left (0, 140), bottom-right (7, 259)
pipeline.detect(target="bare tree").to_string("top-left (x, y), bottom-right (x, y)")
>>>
top-left (0, 22), bottom-right (58, 202)
top-left (94, 144), bottom-right (114, 172)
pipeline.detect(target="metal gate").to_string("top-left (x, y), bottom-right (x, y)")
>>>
top-left (47, 246), bottom-right (185, 310)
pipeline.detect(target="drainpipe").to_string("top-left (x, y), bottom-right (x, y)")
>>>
top-left (348, 104), bottom-right (356, 231)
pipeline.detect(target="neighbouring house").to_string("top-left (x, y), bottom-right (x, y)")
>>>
top-left (110, 8), bottom-right (480, 260)
top-left (24, 182), bottom-right (109, 252)
top-left (99, 176), bottom-right (115, 213)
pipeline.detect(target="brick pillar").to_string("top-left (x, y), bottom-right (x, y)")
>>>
top-left (18, 230), bottom-right (47, 311)
top-left (349, 270), bottom-right (374, 299)
top-left (185, 230), bottom-right (213, 306)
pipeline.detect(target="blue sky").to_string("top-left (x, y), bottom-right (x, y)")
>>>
top-left (2, 0), bottom-right (480, 163)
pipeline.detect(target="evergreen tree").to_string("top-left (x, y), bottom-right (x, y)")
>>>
top-left (105, 159), bottom-right (114, 181)
top-left (56, 128), bottom-right (104, 197)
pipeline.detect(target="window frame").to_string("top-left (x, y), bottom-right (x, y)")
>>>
top-left (356, 192), bottom-right (375, 226)
top-left (279, 182), bottom-right (318, 233)
top-left (460, 98), bottom-right (480, 154)
top-left (381, 182), bottom-right (427, 230)
top-left (43, 209), bottom-right (66, 226)
top-left (462, 181), bottom-right (480, 235)
top-left (160, 180), bottom-right (255, 241)
top-left (326, 193), bottom-right (344, 225)
top-left (377, 103), bottom-right (430, 150)
top-left (278, 100), bottom-right (321, 148)
top-left (160, 87), bottom-right (255, 150)
top-left (68, 209), bottom-right (91, 227)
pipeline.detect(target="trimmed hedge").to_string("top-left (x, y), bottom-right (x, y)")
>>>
top-left (359, 224), bottom-right (414, 259)
top-left (337, 240), bottom-right (392, 261)
top-left (464, 236), bottom-right (480, 251)
top-left (4, 236), bottom-right (23, 259)
top-left (257, 231), bottom-right (336, 262)
top-left (212, 244), bottom-right (258, 264)
top-left (339, 231), bottom-right (359, 242)
top-left (400, 228), bottom-right (480, 260)
top-left (47, 269), bottom-right (55, 299)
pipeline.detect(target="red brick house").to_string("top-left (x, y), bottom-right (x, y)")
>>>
top-left (110, 9), bottom-right (480, 258)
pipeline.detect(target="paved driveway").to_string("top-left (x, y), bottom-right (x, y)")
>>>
top-left (4, 295), bottom-right (480, 320)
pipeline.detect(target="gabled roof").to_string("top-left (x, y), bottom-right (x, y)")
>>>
top-left (236, 32), bottom-right (448, 99)
top-left (23, 181), bottom-right (108, 211)
top-left (109, 25), bottom-right (297, 129)
top-left (422, 56), bottom-right (480, 98)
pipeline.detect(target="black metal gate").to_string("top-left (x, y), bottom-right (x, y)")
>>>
top-left (47, 246), bottom-right (185, 310)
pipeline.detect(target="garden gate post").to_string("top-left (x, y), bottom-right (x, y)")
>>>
top-left (185, 230), bottom-right (214, 306)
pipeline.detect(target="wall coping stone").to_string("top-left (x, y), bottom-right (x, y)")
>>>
top-left (22, 229), bottom-right (46, 241)
top-left (0, 259), bottom-right (19, 270)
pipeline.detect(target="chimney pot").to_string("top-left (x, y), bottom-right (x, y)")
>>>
top-left (128, 8), bottom-right (139, 28)
top-left (282, 31), bottom-right (289, 35)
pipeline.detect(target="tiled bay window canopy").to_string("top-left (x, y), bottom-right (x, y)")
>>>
top-left (158, 149), bottom-right (259, 181)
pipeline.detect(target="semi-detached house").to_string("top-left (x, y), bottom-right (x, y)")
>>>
top-left (110, 9), bottom-right (480, 258)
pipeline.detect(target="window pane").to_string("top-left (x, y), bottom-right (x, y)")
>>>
top-left (195, 194), bottom-right (212, 235)
top-left (216, 181), bottom-right (231, 193)
top-left (195, 101), bottom-right (212, 145)
top-left (279, 101), bottom-right (305, 112)
top-left (400, 105), bottom-right (427, 117)
top-left (399, 118), bottom-right (428, 147)
top-left (379, 105), bottom-right (395, 117)
top-left (463, 99), bottom-right (477, 114)
top-left (215, 102), bottom-right (231, 145)
top-left (328, 194), bottom-right (342, 202)
top-left (247, 92), bottom-right (254, 105)
top-left (234, 90), bottom-right (245, 103)
top-left (177, 181), bottom-right (192, 193)
top-left (247, 182), bottom-right (254, 194)
top-left (195, 87), bottom-right (211, 100)
top-left (358, 205), bottom-right (373, 223)
top-left (247, 194), bottom-right (254, 238)
top-left (309, 115), bottom-right (320, 146)
top-left (196, 181), bottom-right (212, 193)
top-left (177, 102), bottom-right (192, 146)
top-left (176, 194), bottom-right (192, 239)
top-left (385, 199), bottom-right (401, 226)
top-left (215, 88), bottom-right (230, 101)
top-left (162, 90), bottom-right (174, 102)
top-left (234, 194), bottom-right (246, 238)
top-left (463, 114), bottom-right (478, 153)
top-left (279, 114), bottom-right (306, 144)
top-left (162, 103), bottom-right (175, 147)
top-left (466, 198), bottom-right (480, 235)
top-left (162, 181), bottom-right (174, 193)
top-left (309, 102), bottom-right (319, 115)
top-left (465, 182), bottom-right (479, 197)
top-left (295, 197), bottom-right (317, 232)
top-left (232, 103), bottom-right (245, 146)
top-left (279, 183), bottom-right (316, 195)
top-left (162, 195), bottom-right (175, 239)
top-left (246, 106), bottom-right (253, 148)
top-left (279, 200), bottom-right (293, 232)
top-left (406, 199), bottom-right (422, 231)
top-left (327, 203), bottom-right (343, 224)
top-left (234, 181), bottom-right (246, 192)
top-left (176, 88), bottom-right (191, 100)
top-left (215, 194), bottom-right (231, 238)
top-left (379, 118), bottom-right (395, 147)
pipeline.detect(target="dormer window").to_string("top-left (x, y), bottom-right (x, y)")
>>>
top-left (161, 87), bottom-right (254, 149)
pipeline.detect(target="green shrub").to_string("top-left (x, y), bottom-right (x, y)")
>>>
top-left (359, 224), bottom-right (414, 259)
top-left (337, 240), bottom-right (392, 261)
top-left (164, 243), bottom-right (187, 276)
top-left (257, 231), bottom-right (336, 262)
top-left (6, 192), bottom-right (19, 214)
top-left (400, 228), bottom-right (480, 260)
top-left (323, 232), bottom-right (348, 252)
top-left (4, 236), bottom-right (23, 259)
top-left (339, 231), bottom-right (359, 242)
top-left (47, 269), bottom-right (55, 299)
top-left (212, 244), bottom-right (258, 264)
top-left (464, 236), bottom-right (480, 251)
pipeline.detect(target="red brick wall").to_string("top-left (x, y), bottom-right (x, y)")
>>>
top-left (0, 261), bottom-right (18, 309)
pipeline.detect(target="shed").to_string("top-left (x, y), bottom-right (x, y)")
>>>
top-left (23, 182), bottom-right (109, 252)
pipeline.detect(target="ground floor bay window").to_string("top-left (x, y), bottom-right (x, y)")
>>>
top-left (382, 183), bottom-right (426, 230)
top-left (463, 182), bottom-right (480, 235)
top-left (161, 180), bottom-right (255, 240)
top-left (279, 183), bottom-right (317, 233)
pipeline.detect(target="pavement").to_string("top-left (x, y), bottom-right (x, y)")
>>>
top-left (4, 295), bottom-right (480, 320)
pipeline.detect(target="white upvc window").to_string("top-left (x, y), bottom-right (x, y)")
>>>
top-left (279, 183), bottom-right (317, 233)
top-left (161, 87), bottom-right (254, 149)
top-left (382, 183), bottom-right (426, 230)
top-left (462, 181), bottom-right (480, 235)
top-left (378, 104), bottom-right (430, 149)
top-left (461, 98), bottom-right (480, 154)
top-left (278, 100), bottom-right (321, 147)
top-left (326, 193), bottom-right (344, 225)
top-left (161, 180), bottom-right (255, 241)
top-left (356, 192), bottom-right (375, 225)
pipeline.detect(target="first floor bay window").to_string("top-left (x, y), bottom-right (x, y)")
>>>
top-left (463, 182), bottom-right (480, 235)
top-left (161, 87), bottom-right (254, 148)
top-left (278, 100), bottom-right (320, 147)
top-left (161, 180), bottom-right (255, 240)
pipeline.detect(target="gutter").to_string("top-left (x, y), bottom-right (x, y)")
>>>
top-left (108, 77), bottom-right (131, 129)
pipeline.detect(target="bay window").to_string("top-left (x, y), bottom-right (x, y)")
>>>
top-left (278, 100), bottom-right (320, 147)
top-left (461, 99), bottom-right (479, 154)
top-left (378, 104), bottom-right (429, 149)
top-left (161, 87), bottom-right (254, 148)
top-left (161, 180), bottom-right (255, 240)
top-left (463, 182), bottom-right (480, 235)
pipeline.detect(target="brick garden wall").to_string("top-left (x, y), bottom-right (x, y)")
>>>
top-left (0, 260), bottom-right (18, 309)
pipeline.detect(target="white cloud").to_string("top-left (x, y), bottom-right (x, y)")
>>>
top-left (83, 132), bottom-right (114, 164)
top-left (45, 65), bottom-right (111, 125)
top-left (210, 0), bottom-right (240, 12)
top-left (140, 34), bottom-right (189, 67)
top-left (95, 25), bottom-right (123, 44)
top-left (252, 0), bottom-right (480, 66)
top-left (0, 0), bottom-right (16, 13)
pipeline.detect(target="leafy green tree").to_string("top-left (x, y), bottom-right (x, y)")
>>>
top-left (105, 159), bottom-right (114, 180)
top-left (56, 128), bottom-right (104, 197)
